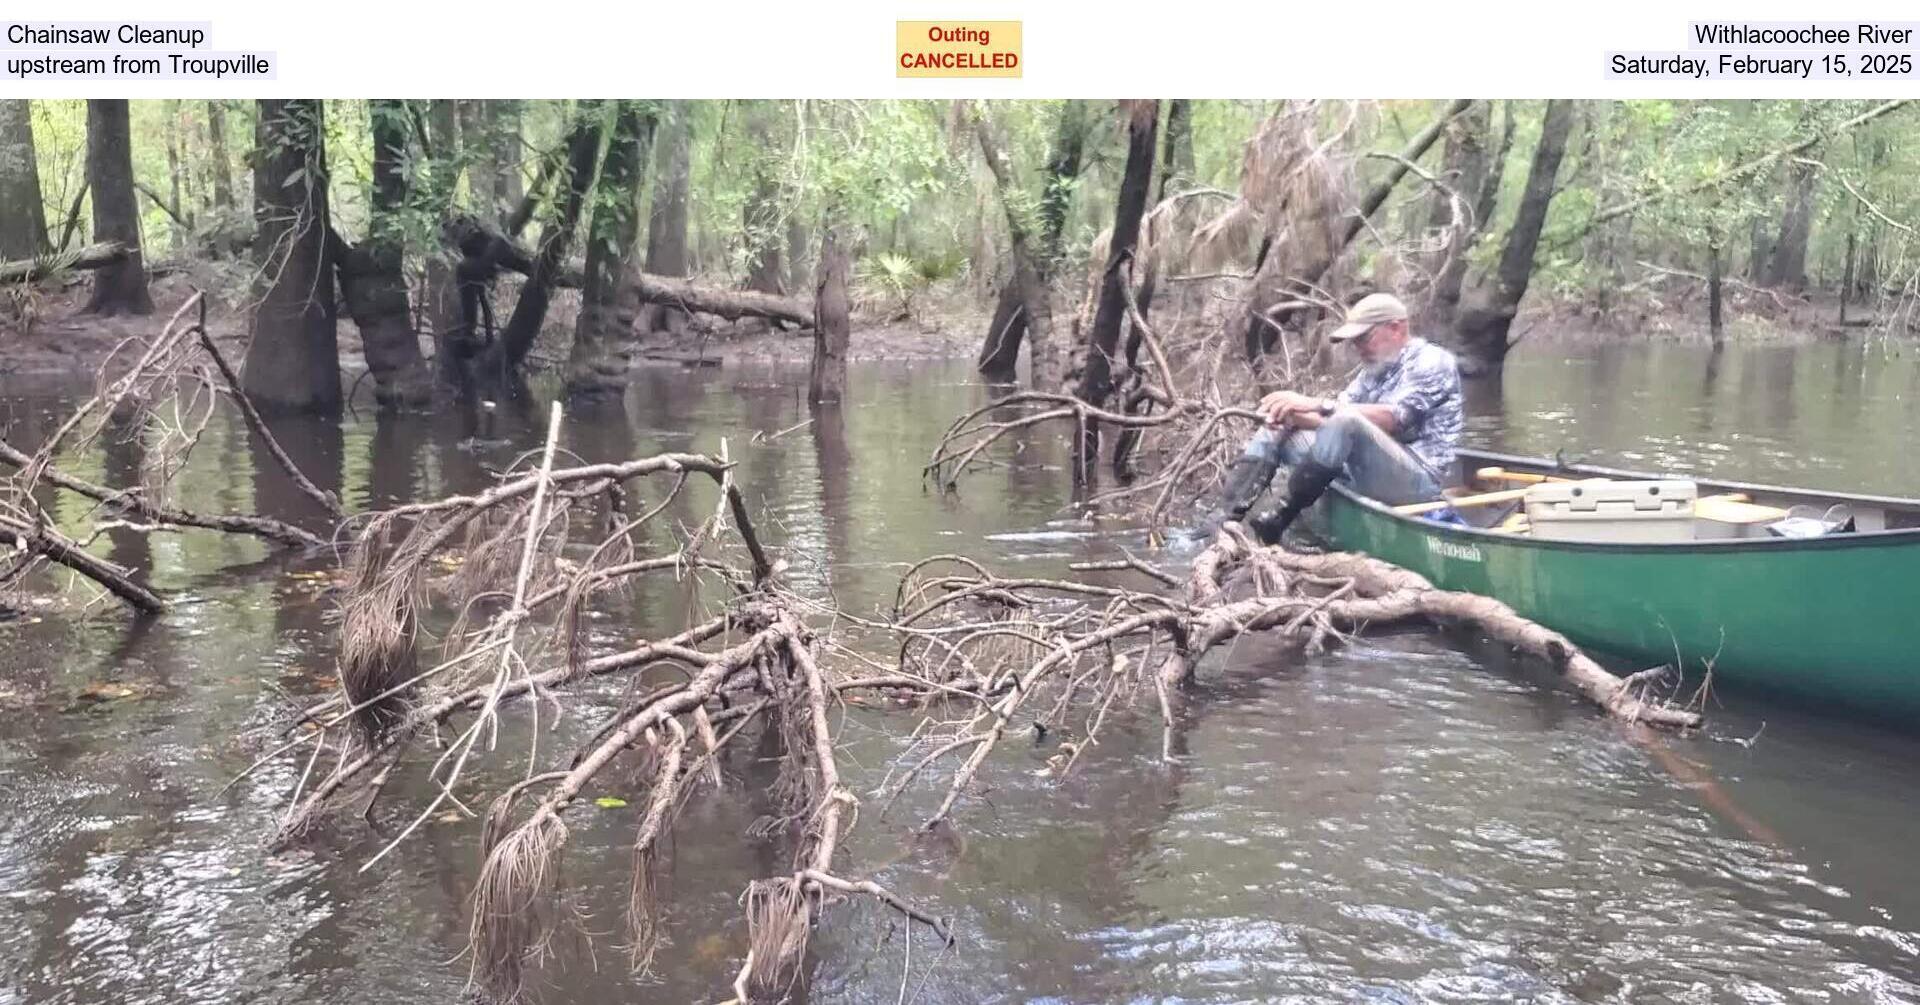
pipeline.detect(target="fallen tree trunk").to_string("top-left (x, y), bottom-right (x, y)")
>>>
top-left (0, 240), bottom-right (128, 283)
top-left (623, 270), bottom-right (813, 328)
top-left (890, 524), bottom-right (1700, 832)
top-left (1164, 530), bottom-right (1702, 729)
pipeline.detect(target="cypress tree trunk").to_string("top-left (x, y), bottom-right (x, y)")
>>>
top-left (1448, 99), bottom-right (1576, 375)
top-left (494, 104), bottom-right (601, 377)
top-left (571, 102), bottom-right (652, 393)
top-left (974, 105), bottom-right (1063, 386)
top-left (1708, 232), bottom-right (1725, 343)
top-left (1158, 98), bottom-right (1193, 200)
top-left (1424, 100), bottom-right (1496, 326)
top-left (1764, 155), bottom-right (1817, 293)
top-left (83, 100), bottom-right (154, 316)
top-left (1073, 100), bottom-right (1159, 485)
top-left (243, 99), bottom-right (339, 412)
top-left (0, 99), bottom-right (49, 258)
top-left (641, 101), bottom-right (692, 336)
top-left (1747, 211), bottom-right (1772, 283)
top-left (202, 99), bottom-right (243, 256)
top-left (206, 99), bottom-right (235, 211)
top-left (165, 107), bottom-right (188, 253)
top-left (976, 100), bottom-right (1093, 382)
top-left (741, 103), bottom-right (786, 298)
top-left (336, 99), bottom-right (432, 407)
top-left (809, 228), bottom-right (851, 404)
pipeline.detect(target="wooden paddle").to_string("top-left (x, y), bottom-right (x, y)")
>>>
top-left (1474, 466), bottom-right (1570, 486)
top-left (1396, 488), bottom-right (1533, 515)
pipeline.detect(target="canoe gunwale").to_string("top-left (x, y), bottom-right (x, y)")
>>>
top-left (1458, 447), bottom-right (1920, 512)
top-left (1329, 449), bottom-right (1920, 556)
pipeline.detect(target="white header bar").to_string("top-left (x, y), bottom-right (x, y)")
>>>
top-left (5, 0), bottom-right (1920, 97)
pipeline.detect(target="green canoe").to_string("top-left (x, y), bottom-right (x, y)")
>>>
top-left (1318, 448), bottom-right (1920, 721)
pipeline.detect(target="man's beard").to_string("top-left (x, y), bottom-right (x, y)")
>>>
top-left (1361, 355), bottom-right (1395, 379)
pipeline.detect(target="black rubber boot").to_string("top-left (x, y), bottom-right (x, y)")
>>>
top-left (1248, 461), bottom-right (1341, 545)
top-left (1186, 454), bottom-right (1279, 544)
top-left (1218, 454), bottom-right (1280, 522)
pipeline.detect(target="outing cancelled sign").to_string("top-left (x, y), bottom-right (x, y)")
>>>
top-left (896, 20), bottom-right (1021, 78)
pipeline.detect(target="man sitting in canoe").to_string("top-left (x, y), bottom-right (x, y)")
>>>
top-left (1213, 292), bottom-right (1463, 544)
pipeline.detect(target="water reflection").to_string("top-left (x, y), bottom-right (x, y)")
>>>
top-left (1, 344), bottom-right (1918, 1003)
top-left (1476, 340), bottom-right (1920, 495)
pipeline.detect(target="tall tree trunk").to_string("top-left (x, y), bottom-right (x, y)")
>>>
top-left (571, 102), bottom-right (652, 393)
top-left (83, 100), bottom-right (153, 316)
top-left (1708, 230), bottom-right (1725, 343)
top-left (164, 108), bottom-right (189, 254)
top-left (641, 101), bottom-right (692, 336)
top-left (205, 99), bottom-right (235, 211)
top-left (494, 105), bottom-right (602, 379)
top-left (974, 105), bottom-right (1062, 387)
top-left (244, 99), bottom-right (339, 412)
top-left (976, 100), bottom-right (1093, 382)
top-left (336, 99), bottom-right (432, 408)
top-left (1448, 99), bottom-right (1576, 375)
top-left (1073, 100), bottom-right (1159, 486)
top-left (1747, 210), bottom-right (1772, 283)
top-left (202, 99), bottom-right (242, 257)
top-left (977, 281), bottom-right (1026, 381)
top-left (1838, 229), bottom-right (1855, 323)
top-left (785, 215), bottom-right (810, 297)
top-left (1764, 154), bottom-right (1817, 293)
top-left (424, 100), bottom-right (465, 386)
top-left (1158, 99), bottom-right (1193, 200)
top-left (178, 102), bottom-right (201, 225)
top-left (0, 99), bottom-right (49, 258)
top-left (1424, 99), bottom-right (1499, 326)
top-left (741, 102), bottom-right (786, 298)
top-left (809, 228), bottom-right (851, 404)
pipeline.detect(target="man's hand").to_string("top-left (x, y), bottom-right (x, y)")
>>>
top-left (1258, 390), bottom-right (1323, 427)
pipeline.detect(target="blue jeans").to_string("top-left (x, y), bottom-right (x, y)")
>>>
top-left (1241, 411), bottom-right (1444, 507)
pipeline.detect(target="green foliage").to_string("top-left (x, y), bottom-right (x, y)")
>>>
top-left (854, 251), bottom-right (925, 318)
top-left (12, 95), bottom-right (1920, 325)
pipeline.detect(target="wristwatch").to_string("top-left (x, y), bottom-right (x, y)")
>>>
top-left (1317, 399), bottom-right (1337, 416)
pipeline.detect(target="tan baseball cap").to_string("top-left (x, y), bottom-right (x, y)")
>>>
top-left (1329, 293), bottom-right (1408, 342)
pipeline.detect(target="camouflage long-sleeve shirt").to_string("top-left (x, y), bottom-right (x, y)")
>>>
top-left (1335, 337), bottom-right (1463, 478)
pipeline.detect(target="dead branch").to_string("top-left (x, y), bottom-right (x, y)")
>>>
top-left (0, 513), bottom-right (166, 614)
top-left (0, 439), bottom-right (324, 550)
top-left (193, 317), bottom-right (344, 520)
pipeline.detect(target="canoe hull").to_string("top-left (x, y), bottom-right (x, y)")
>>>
top-left (1321, 486), bottom-right (1920, 722)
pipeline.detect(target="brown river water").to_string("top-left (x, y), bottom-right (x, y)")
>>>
top-left (1, 340), bottom-right (1917, 1004)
